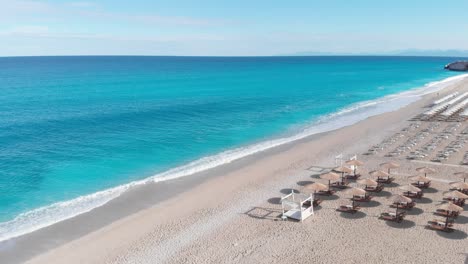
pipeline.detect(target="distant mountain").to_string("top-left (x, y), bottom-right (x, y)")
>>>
top-left (280, 49), bottom-right (468, 57)
top-left (391, 49), bottom-right (468, 57)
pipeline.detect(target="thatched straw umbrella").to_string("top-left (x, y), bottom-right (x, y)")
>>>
top-left (320, 172), bottom-right (340, 188)
top-left (346, 187), bottom-right (366, 207)
top-left (305, 182), bottom-right (328, 194)
top-left (391, 194), bottom-right (412, 215)
top-left (416, 167), bottom-right (435, 177)
top-left (444, 190), bottom-right (468, 199)
top-left (358, 178), bottom-right (378, 188)
top-left (454, 172), bottom-right (468, 182)
top-left (410, 175), bottom-right (431, 186)
top-left (370, 170), bottom-right (390, 181)
top-left (438, 202), bottom-right (463, 214)
top-left (345, 159), bottom-right (364, 176)
top-left (399, 184), bottom-right (422, 193)
top-left (450, 181), bottom-right (468, 191)
top-left (438, 202), bottom-right (462, 228)
top-left (380, 161), bottom-right (400, 174)
top-left (333, 166), bottom-right (353, 181)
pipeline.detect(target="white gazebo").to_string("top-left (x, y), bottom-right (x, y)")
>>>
top-left (281, 191), bottom-right (314, 222)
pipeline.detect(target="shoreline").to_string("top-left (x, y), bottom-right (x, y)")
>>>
top-left (1, 73), bottom-right (466, 243)
top-left (1, 75), bottom-right (468, 263)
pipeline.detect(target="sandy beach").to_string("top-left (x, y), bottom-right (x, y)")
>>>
top-left (2, 77), bottom-right (468, 263)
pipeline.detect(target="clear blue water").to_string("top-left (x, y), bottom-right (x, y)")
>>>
top-left (0, 56), bottom-right (464, 239)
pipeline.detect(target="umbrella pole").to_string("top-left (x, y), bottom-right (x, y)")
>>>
top-left (396, 203), bottom-right (399, 216)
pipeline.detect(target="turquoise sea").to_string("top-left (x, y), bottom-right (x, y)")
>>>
top-left (0, 56), bottom-right (465, 240)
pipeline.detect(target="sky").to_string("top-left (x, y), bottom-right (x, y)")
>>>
top-left (1, 0), bottom-right (468, 56)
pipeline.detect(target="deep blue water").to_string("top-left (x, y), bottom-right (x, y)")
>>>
top-left (0, 56), bottom-right (464, 240)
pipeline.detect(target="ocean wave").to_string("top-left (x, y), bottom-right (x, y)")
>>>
top-left (0, 73), bottom-right (467, 242)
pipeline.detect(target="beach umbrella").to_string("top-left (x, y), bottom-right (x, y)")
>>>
top-left (358, 178), bottom-right (378, 187)
top-left (438, 202), bottom-right (463, 213)
top-left (410, 175), bottom-right (431, 183)
top-left (305, 182), bottom-right (328, 193)
top-left (345, 160), bottom-right (364, 176)
top-left (399, 184), bottom-right (422, 193)
top-left (346, 187), bottom-right (366, 196)
top-left (333, 166), bottom-right (352, 180)
top-left (346, 160), bottom-right (364, 166)
top-left (346, 187), bottom-right (366, 207)
top-left (449, 181), bottom-right (468, 190)
top-left (444, 191), bottom-right (468, 199)
top-left (454, 172), bottom-right (468, 182)
top-left (380, 161), bottom-right (400, 174)
top-left (320, 172), bottom-right (340, 188)
top-left (369, 170), bottom-right (389, 180)
top-left (390, 194), bottom-right (412, 215)
top-left (416, 167), bottom-right (435, 177)
top-left (391, 194), bottom-right (412, 204)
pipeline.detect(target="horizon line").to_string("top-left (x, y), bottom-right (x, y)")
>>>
top-left (1, 54), bottom-right (468, 59)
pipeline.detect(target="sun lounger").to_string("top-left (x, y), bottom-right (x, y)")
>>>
top-left (316, 189), bottom-right (336, 196)
top-left (345, 174), bottom-right (361, 180)
top-left (351, 194), bottom-right (373, 202)
top-left (412, 181), bottom-right (431, 189)
top-left (427, 223), bottom-right (455, 232)
top-left (337, 204), bottom-right (360, 214)
top-left (365, 185), bottom-right (384, 193)
top-left (380, 211), bottom-right (405, 223)
top-left (313, 198), bottom-right (323, 207)
top-left (443, 198), bottom-right (465, 207)
top-left (390, 201), bottom-right (415, 209)
top-left (376, 177), bottom-right (395, 184)
top-left (435, 210), bottom-right (459, 218)
top-left (330, 181), bottom-right (349, 189)
top-left (428, 219), bottom-right (454, 227)
top-left (402, 191), bottom-right (423, 199)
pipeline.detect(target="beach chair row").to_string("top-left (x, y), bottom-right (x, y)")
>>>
top-left (432, 135), bottom-right (467, 162)
top-left (421, 92), bottom-right (468, 120)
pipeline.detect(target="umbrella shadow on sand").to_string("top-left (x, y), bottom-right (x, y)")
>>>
top-left (386, 182), bottom-right (400, 188)
top-left (267, 197), bottom-right (282, 205)
top-left (385, 219), bottom-right (416, 229)
top-left (406, 207), bottom-right (424, 215)
top-left (374, 190), bottom-right (392, 197)
top-left (280, 188), bottom-right (300, 195)
top-left (296, 180), bottom-right (314, 186)
top-left (318, 194), bottom-right (339, 201)
top-left (416, 197), bottom-right (433, 204)
top-left (424, 187), bottom-right (438, 193)
top-left (310, 173), bottom-right (321, 179)
top-left (434, 229), bottom-right (468, 240)
top-left (360, 200), bottom-right (381, 208)
top-left (340, 211), bottom-right (366, 219)
top-left (456, 214), bottom-right (468, 224)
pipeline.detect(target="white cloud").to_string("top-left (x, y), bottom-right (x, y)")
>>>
top-left (1, 25), bottom-right (50, 35)
top-left (0, 0), bottom-right (221, 27)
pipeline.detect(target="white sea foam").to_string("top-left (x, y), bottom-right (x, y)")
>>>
top-left (0, 73), bottom-right (467, 242)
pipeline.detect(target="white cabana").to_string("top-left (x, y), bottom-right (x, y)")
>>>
top-left (281, 191), bottom-right (314, 222)
top-left (433, 92), bottom-right (458, 105)
top-left (424, 92), bottom-right (468, 117)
